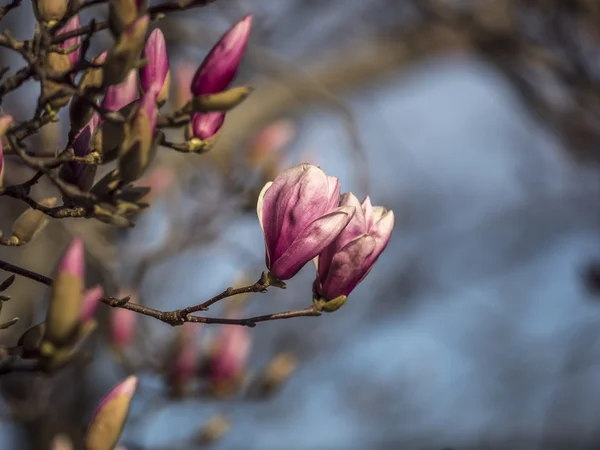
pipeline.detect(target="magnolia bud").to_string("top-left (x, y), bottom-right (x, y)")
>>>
top-left (110, 291), bottom-right (137, 348)
top-left (32, 0), bottom-right (69, 26)
top-left (139, 29), bottom-right (168, 95)
top-left (103, 15), bottom-right (149, 88)
top-left (81, 285), bottom-right (104, 322)
top-left (102, 69), bottom-right (138, 112)
top-left (108, 0), bottom-right (144, 37)
top-left (83, 376), bottom-right (138, 450)
top-left (0, 115), bottom-right (11, 188)
top-left (58, 14), bottom-right (82, 68)
top-left (10, 197), bottom-right (58, 245)
top-left (118, 92), bottom-right (157, 185)
top-left (156, 69), bottom-right (170, 106)
top-left (43, 238), bottom-right (85, 347)
top-left (190, 86), bottom-right (253, 113)
top-left (45, 52), bottom-right (73, 110)
top-left (79, 52), bottom-right (108, 93)
top-left (191, 112), bottom-right (225, 141)
top-left (167, 323), bottom-right (199, 397)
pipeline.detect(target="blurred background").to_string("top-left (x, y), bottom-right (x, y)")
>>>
top-left (2, 0), bottom-right (600, 449)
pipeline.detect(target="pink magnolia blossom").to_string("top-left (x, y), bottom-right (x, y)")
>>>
top-left (314, 194), bottom-right (394, 300)
top-left (69, 113), bottom-right (100, 180)
top-left (168, 323), bottom-right (199, 393)
top-left (190, 15), bottom-right (252, 95)
top-left (140, 28), bottom-right (169, 94)
top-left (256, 164), bottom-right (354, 280)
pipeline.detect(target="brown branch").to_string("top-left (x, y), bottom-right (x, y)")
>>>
top-left (0, 0), bottom-right (22, 22)
top-left (0, 259), bottom-right (315, 328)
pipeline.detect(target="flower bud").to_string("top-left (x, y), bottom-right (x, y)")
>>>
top-left (58, 14), bottom-right (82, 68)
top-left (103, 15), bottom-right (149, 88)
top-left (79, 51), bottom-right (107, 92)
top-left (174, 62), bottom-right (195, 109)
top-left (61, 114), bottom-right (100, 191)
top-left (118, 90), bottom-right (158, 184)
top-left (45, 52), bottom-right (73, 110)
top-left (83, 376), bottom-right (138, 450)
top-left (110, 291), bottom-right (137, 348)
top-left (256, 164), bottom-right (354, 280)
top-left (108, 0), bottom-right (145, 37)
top-left (191, 15), bottom-right (252, 95)
top-left (314, 194), bottom-right (394, 302)
top-left (190, 112), bottom-right (225, 141)
top-left (81, 285), bottom-right (104, 322)
top-left (190, 86), bottom-right (252, 113)
top-left (167, 323), bottom-right (199, 397)
top-left (207, 309), bottom-right (251, 393)
top-left (43, 238), bottom-right (85, 347)
top-left (139, 29), bottom-right (169, 95)
top-left (102, 69), bottom-right (138, 112)
top-left (32, 0), bottom-right (69, 26)
top-left (10, 197), bottom-right (58, 245)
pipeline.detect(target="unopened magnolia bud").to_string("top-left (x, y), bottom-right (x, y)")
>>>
top-left (32, 0), bottom-right (69, 25)
top-left (190, 86), bottom-right (253, 113)
top-left (118, 94), bottom-right (157, 185)
top-left (103, 15), bottom-right (149, 88)
top-left (45, 52), bottom-right (73, 110)
top-left (43, 238), bottom-right (85, 346)
top-left (83, 376), bottom-right (138, 450)
top-left (108, 0), bottom-right (145, 37)
top-left (79, 52), bottom-right (108, 92)
top-left (58, 14), bottom-right (82, 68)
top-left (191, 112), bottom-right (225, 141)
top-left (81, 285), bottom-right (103, 321)
top-left (167, 323), bottom-right (199, 397)
top-left (156, 69), bottom-right (170, 106)
top-left (0, 114), bottom-right (12, 138)
top-left (139, 28), bottom-right (168, 95)
top-left (10, 197), bottom-right (58, 245)
top-left (110, 291), bottom-right (137, 348)
top-left (102, 69), bottom-right (138, 112)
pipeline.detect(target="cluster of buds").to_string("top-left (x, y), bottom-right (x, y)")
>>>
top-left (257, 164), bottom-right (394, 312)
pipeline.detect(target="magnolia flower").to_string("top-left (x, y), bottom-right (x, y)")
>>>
top-left (314, 194), bottom-right (394, 301)
top-left (190, 112), bottom-right (225, 141)
top-left (257, 164), bottom-right (354, 280)
top-left (83, 376), bottom-right (138, 450)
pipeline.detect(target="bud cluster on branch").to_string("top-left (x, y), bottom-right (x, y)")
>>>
top-left (0, 0), bottom-right (393, 390)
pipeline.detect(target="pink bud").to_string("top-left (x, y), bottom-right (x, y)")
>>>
top-left (191, 112), bottom-right (225, 140)
top-left (58, 238), bottom-right (85, 279)
top-left (174, 62), bottom-right (195, 108)
top-left (110, 291), bottom-right (137, 348)
top-left (256, 164), bottom-right (354, 280)
top-left (102, 69), bottom-right (138, 112)
top-left (140, 28), bottom-right (169, 94)
top-left (168, 323), bottom-right (199, 393)
top-left (191, 15), bottom-right (252, 95)
top-left (69, 113), bottom-right (100, 180)
top-left (314, 194), bottom-right (394, 300)
top-left (84, 376), bottom-right (138, 450)
top-left (208, 311), bottom-right (251, 384)
top-left (81, 285), bottom-right (104, 322)
top-left (138, 88), bottom-right (158, 133)
top-left (58, 14), bottom-right (82, 67)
